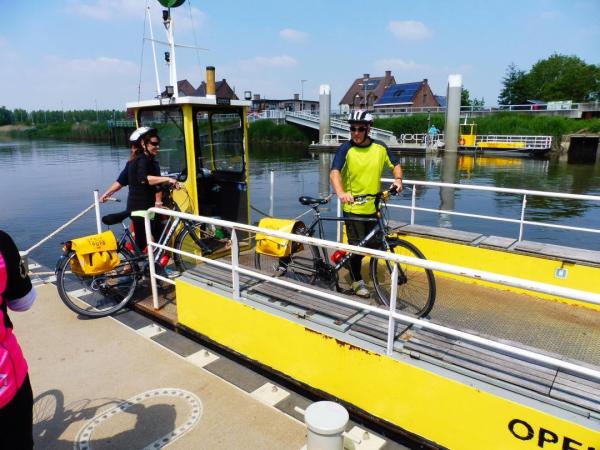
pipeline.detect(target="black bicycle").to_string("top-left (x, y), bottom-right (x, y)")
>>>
top-left (55, 185), bottom-right (231, 317)
top-left (254, 188), bottom-right (436, 318)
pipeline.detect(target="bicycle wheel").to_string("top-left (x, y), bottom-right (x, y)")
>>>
top-left (254, 245), bottom-right (320, 284)
top-left (173, 222), bottom-right (229, 272)
top-left (55, 250), bottom-right (138, 317)
top-left (370, 239), bottom-right (436, 318)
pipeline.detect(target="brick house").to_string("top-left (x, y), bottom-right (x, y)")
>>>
top-left (339, 71), bottom-right (396, 113)
top-left (374, 79), bottom-right (440, 111)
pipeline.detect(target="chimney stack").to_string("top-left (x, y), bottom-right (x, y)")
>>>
top-left (385, 70), bottom-right (391, 77)
top-left (206, 66), bottom-right (216, 99)
top-left (363, 73), bottom-right (370, 79)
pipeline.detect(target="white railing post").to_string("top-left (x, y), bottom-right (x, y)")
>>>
top-left (231, 229), bottom-right (240, 301)
top-left (336, 197), bottom-right (342, 242)
top-left (386, 263), bottom-right (399, 356)
top-left (93, 190), bottom-right (102, 233)
top-left (144, 212), bottom-right (160, 309)
top-left (519, 194), bottom-right (527, 241)
top-left (410, 187), bottom-right (416, 225)
top-left (269, 170), bottom-right (275, 217)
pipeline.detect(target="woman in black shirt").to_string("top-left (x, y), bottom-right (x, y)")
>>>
top-left (127, 128), bottom-right (179, 251)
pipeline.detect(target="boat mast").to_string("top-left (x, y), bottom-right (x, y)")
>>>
top-left (146, 6), bottom-right (161, 98)
top-left (163, 8), bottom-right (178, 98)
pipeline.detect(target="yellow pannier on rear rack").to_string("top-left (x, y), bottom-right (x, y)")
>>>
top-left (68, 230), bottom-right (120, 275)
top-left (255, 218), bottom-right (305, 257)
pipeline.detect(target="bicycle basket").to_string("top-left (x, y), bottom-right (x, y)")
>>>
top-left (68, 230), bottom-right (120, 276)
top-left (255, 218), bottom-right (305, 257)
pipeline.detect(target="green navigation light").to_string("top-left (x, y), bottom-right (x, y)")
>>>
top-left (157, 0), bottom-right (186, 8)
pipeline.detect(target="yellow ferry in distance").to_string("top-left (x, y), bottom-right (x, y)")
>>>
top-left (458, 121), bottom-right (552, 156)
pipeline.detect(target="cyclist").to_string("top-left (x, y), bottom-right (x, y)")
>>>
top-left (330, 110), bottom-right (403, 297)
top-left (127, 127), bottom-right (180, 251)
top-left (99, 126), bottom-right (161, 205)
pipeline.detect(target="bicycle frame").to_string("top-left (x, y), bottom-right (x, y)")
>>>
top-left (303, 202), bottom-right (391, 274)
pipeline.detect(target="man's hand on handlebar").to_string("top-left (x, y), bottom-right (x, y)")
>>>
top-left (337, 191), bottom-right (354, 204)
top-left (390, 178), bottom-right (403, 194)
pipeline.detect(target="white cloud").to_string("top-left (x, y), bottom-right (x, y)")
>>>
top-left (374, 58), bottom-right (427, 73)
top-left (66, 0), bottom-right (206, 28)
top-left (387, 20), bottom-right (433, 40)
top-left (46, 55), bottom-right (137, 75)
top-left (239, 55), bottom-right (298, 71)
top-left (280, 28), bottom-right (308, 43)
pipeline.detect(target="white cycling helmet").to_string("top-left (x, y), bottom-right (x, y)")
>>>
top-left (348, 110), bottom-right (373, 124)
top-left (129, 126), bottom-right (156, 143)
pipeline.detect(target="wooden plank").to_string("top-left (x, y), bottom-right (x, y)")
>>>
top-left (398, 224), bottom-right (482, 243)
top-left (552, 371), bottom-right (600, 400)
top-left (442, 354), bottom-right (553, 395)
top-left (512, 240), bottom-right (600, 265)
top-left (452, 342), bottom-right (557, 379)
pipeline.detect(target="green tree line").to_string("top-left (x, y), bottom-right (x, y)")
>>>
top-left (498, 54), bottom-right (600, 105)
top-left (0, 107), bottom-right (128, 126)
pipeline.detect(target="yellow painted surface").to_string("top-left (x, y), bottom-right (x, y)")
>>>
top-left (176, 280), bottom-right (600, 449)
top-left (397, 235), bottom-right (600, 311)
top-left (478, 141), bottom-right (526, 149)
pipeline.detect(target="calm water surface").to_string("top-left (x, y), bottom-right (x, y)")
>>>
top-left (1, 138), bottom-right (599, 268)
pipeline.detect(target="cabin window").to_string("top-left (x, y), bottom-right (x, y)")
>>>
top-left (137, 107), bottom-right (187, 179)
top-left (195, 110), bottom-right (244, 174)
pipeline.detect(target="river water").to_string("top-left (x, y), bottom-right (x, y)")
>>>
top-left (1, 138), bottom-right (599, 268)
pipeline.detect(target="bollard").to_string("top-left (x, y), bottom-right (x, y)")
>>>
top-left (304, 401), bottom-right (349, 450)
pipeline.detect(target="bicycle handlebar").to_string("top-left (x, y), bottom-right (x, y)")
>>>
top-left (353, 186), bottom-right (398, 204)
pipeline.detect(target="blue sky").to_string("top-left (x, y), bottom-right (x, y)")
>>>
top-left (1, 0), bottom-right (598, 111)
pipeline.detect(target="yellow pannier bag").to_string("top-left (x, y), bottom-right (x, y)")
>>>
top-left (255, 218), bottom-right (305, 257)
top-left (69, 230), bottom-right (120, 275)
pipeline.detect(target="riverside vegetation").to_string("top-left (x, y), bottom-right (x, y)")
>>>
top-left (1, 109), bottom-right (599, 147)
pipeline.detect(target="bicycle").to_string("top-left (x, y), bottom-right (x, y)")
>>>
top-left (55, 184), bottom-right (231, 317)
top-left (254, 188), bottom-right (436, 318)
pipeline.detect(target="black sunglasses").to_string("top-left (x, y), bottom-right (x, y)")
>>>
top-left (148, 141), bottom-right (160, 146)
top-left (350, 126), bottom-right (367, 132)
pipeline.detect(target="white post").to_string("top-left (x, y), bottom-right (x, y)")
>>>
top-left (147, 6), bottom-right (162, 98)
top-left (93, 190), bottom-right (102, 233)
top-left (231, 230), bottom-right (240, 301)
top-left (165, 10), bottom-right (178, 97)
top-left (336, 198), bottom-right (342, 242)
top-left (386, 263), bottom-right (399, 355)
top-left (304, 401), bottom-right (348, 450)
top-left (519, 195), bottom-right (527, 241)
top-left (269, 170), bottom-right (275, 216)
top-left (145, 211), bottom-right (160, 309)
top-left (410, 187), bottom-right (416, 225)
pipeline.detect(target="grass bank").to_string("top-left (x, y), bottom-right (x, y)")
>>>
top-left (248, 120), bottom-right (312, 143)
top-left (375, 113), bottom-right (600, 142)
top-left (1, 121), bottom-right (111, 141)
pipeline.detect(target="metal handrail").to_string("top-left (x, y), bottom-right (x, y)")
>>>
top-left (21, 191), bottom-right (103, 259)
top-left (143, 207), bottom-right (600, 380)
top-left (383, 179), bottom-right (600, 241)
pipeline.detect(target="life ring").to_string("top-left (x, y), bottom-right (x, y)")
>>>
top-left (459, 137), bottom-right (465, 146)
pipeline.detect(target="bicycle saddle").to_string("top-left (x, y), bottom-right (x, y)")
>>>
top-left (298, 196), bottom-right (329, 206)
top-left (102, 210), bottom-right (130, 226)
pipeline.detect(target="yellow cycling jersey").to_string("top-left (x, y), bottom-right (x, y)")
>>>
top-left (331, 139), bottom-right (397, 214)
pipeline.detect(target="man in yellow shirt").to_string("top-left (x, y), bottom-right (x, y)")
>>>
top-left (330, 110), bottom-right (403, 297)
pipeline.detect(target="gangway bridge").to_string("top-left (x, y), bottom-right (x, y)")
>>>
top-left (248, 110), bottom-right (398, 145)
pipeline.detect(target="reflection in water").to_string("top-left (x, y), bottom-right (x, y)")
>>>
top-left (439, 152), bottom-right (458, 228)
top-left (318, 153), bottom-right (332, 198)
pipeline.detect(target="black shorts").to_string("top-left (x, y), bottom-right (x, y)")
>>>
top-left (343, 211), bottom-right (380, 248)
